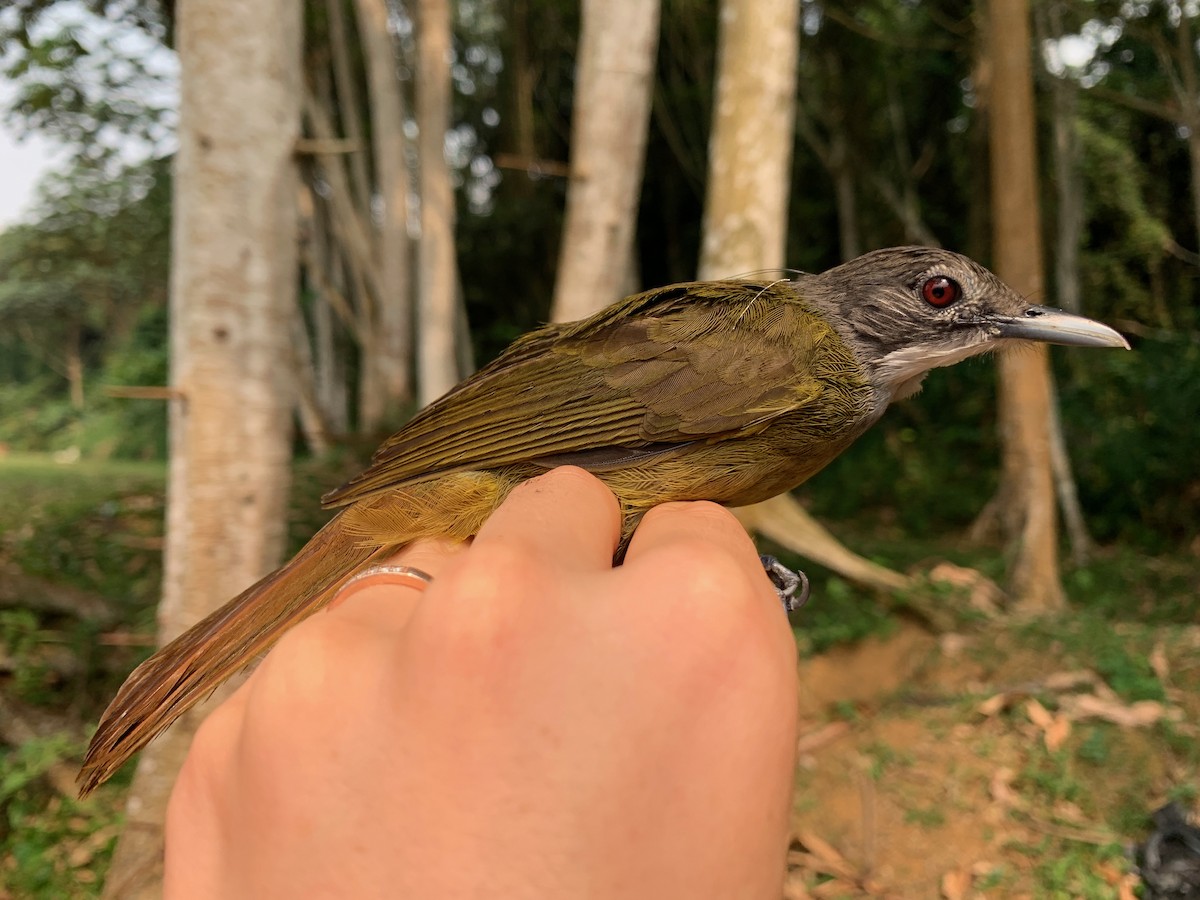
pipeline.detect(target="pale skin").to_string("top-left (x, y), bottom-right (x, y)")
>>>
top-left (165, 467), bottom-right (800, 899)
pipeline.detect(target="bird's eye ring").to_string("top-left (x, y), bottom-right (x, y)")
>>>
top-left (920, 276), bottom-right (962, 308)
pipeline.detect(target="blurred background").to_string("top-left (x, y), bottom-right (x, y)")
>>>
top-left (0, 1), bottom-right (1197, 897)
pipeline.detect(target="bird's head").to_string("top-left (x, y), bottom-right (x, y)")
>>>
top-left (808, 246), bottom-right (1129, 400)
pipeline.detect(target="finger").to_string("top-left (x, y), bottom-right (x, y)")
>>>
top-left (624, 500), bottom-right (757, 564)
top-left (470, 466), bottom-right (621, 573)
top-left (247, 538), bottom-right (468, 699)
top-left (623, 501), bottom-right (776, 603)
top-left (618, 501), bottom-right (795, 700)
top-left (326, 537), bottom-right (469, 633)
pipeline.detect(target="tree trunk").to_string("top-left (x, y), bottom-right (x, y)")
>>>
top-left (829, 129), bottom-right (860, 260)
top-left (291, 304), bottom-right (332, 456)
top-left (327, 0), bottom-right (372, 212)
top-left (698, 0), bottom-right (798, 281)
top-left (66, 321), bottom-right (84, 410)
top-left (310, 195), bottom-right (350, 433)
top-left (415, 0), bottom-right (461, 405)
top-left (354, 0), bottom-right (414, 423)
top-left (982, 0), bottom-right (1064, 611)
top-left (100, 0), bottom-right (301, 894)
top-left (699, 0), bottom-right (908, 591)
top-left (1041, 1), bottom-right (1092, 565)
top-left (550, 0), bottom-right (661, 321)
top-left (1175, 11), bottom-right (1200, 250)
top-left (1050, 86), bottom-right (1082, 314)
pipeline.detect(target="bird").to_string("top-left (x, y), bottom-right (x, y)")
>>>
top-left (78, 246), bottom-right (1129, 793)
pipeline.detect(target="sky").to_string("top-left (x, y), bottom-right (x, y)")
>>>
top-left (0, 90), bottom-right (64, 229)
top-left (0, 3), bottom-right (176, 232)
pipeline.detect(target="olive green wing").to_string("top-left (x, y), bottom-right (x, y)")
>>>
top-left (323, 281), bottom-right (838, 507)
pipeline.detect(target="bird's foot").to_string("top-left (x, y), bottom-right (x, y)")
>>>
top-left (760, 555), bottom-right (810, 612)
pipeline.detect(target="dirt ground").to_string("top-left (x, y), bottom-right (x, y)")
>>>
top-left (779, 620), bottom-right (1200, 898)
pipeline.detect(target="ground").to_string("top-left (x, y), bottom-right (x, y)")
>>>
top-left (782, 620), bottom-right (1199, 898)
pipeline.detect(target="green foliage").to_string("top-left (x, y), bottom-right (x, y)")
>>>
top-left (1017, 609), bottom-right (1166, 703)
top-left (0, 158), bottom-right (171, 458)
top-left (1060, 333), bottom-right (1200, 548)
top-left (0, 736), bottom-right (123, 897)
top-left (789, 572), bottom-right (899, 655)
top-left (0, 2), bottom-right (174, 169)
top-left (0, 456), bottom-right (164, 611)
top-left (0, 457), bottom-right (165, 896)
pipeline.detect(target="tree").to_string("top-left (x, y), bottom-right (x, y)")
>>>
top-left (415, 0), bottom-right (461, 404)
top-left (549, 0), bottom-right (661, 321)
top-left (977, 0), bottom-right (1064, 611)
top-left (100, 0), bottom-right (302, 894)
top-left (353, 0), bottom-right (415, 425)
top-left (702, 0), bottom-right (909, 594)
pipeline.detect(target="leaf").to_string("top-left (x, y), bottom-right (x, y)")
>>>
top-left (1149, 640), bottom-right (1170, 683)
top-left (1044, 715), bottom-right (1072, 752)
top-left (1025, 698), bottom-right (1054, 729)
top-left (1059, 694), bottom-right (1181, 727)
top-left (1117, 873), bottom-right (1140, 900)
top-left (1043, 670), bottom-right (1100, 691)
top-left (794, 829), bottom-right (858, 881)
top-left (940, 867), bottom-right (971, 900)
top-left (978, 691), bottom-right (1014, 716)
top-left (782, 873), bottom-right (814, 900)
top-left (796, 721), bottom-right (851, 756)
top-left (990, 767), bottom-right (1018, 806)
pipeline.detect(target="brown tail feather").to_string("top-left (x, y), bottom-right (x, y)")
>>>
top-left (78, 512), bottom-right (391, 795)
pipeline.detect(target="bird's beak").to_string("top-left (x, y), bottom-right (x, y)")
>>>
top-left (990, 306), bottom-right (1131, 350)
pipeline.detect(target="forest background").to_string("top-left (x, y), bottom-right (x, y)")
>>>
top-left (0, 0), bottom-right (1197, 897)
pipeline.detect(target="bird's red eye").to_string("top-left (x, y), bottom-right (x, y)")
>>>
top-left (921, 276), bottom-right (961, 308)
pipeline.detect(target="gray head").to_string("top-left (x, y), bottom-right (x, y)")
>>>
top-left (804, 246), bottom-right (1129, 400)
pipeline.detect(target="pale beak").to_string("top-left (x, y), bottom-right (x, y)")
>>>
top-left (991, 306), bottom-right (1131, 350)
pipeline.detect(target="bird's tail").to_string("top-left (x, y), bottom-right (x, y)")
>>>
top-left (78, 511), bottom-right (389, 795)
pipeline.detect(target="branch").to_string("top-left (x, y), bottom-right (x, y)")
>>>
top-left (302, 86), bottom-right (384, 304)
top-left (1086, 84), bottom-right (1182, 124)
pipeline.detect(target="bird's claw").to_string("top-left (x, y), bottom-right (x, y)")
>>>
top-left (760, 555), bottom-right (810, 612)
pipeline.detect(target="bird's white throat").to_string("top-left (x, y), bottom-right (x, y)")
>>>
top-left (875, 336), bottom-right (994, 401)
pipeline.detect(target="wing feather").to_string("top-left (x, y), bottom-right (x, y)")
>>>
top-left (323, 280), bottom-right (838, 506)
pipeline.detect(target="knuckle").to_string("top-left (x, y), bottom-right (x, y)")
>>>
top-left (536, 464), bottom-right (606, 493)
top-left (444, 540), bottom-right (542, 605)
top-left (519, 466), bottom-right (620, 521)
top-left (421, 541), bottom-right (548, 659)
top-left (634, 539), bottom-right (793, 689)
top-left (644, 499), bottom-right (741, 533)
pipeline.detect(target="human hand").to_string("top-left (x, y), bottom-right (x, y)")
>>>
top-left (165, 466), bottom-right (799, 899)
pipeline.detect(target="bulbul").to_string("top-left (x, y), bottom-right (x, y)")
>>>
top-left (78, 246), bottom-right (1128, 793)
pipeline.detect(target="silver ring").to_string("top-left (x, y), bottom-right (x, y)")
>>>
top-left (341, 564), bottom-right (434, 592)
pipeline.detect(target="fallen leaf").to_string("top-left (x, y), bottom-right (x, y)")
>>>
top-left (1060, 694), bottom-right (1181, 727)
top-left (1043, 670), bottom-right (1100, 692)
top-left (1118, 873), bottom-right (1140, 900)
top-left (796, 721), bottom-right (851, 756)
top-left (940, 867), bottom-right (971, 899)
top-left (1150, 641), bottom-right (1170, 684)
top-left (939, 633), bottom-right (969, 657)
top-left (812, 880), bottom-right (860, 898)
top-left (795, 830), bottom-right (858, 881)
top-left (1026, 697), bottom-right (1054, 729)
top-left (782, 873), bottom-right (814, 900)
top-left (978, 692), bottom-right (1013, 716)
top-left (1096, 860), bottom-right (1125, 885)
top-left (928, 562), bottom-right (1004, 614)
top-left (1053, 800), bottom-right (1087, 824)
top-left (1044, 715), bottom-right (1071, 752)
top-left (990, 767), bottom-right (1018, 806)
